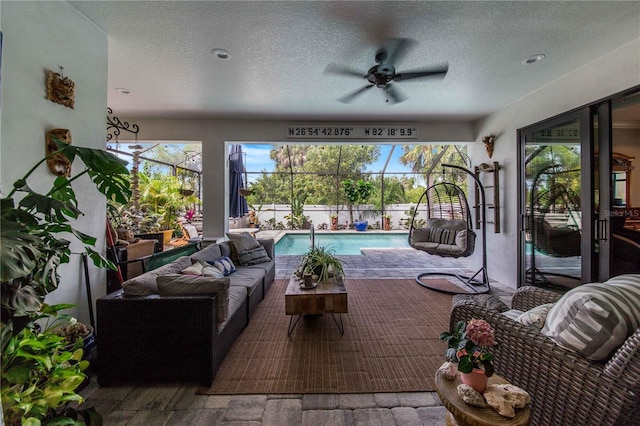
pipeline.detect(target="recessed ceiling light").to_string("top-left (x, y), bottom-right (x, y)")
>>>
top-left (212, 48), bottom-right (231, 60)
top-left (115, 88), bottom-right (131, 94)
top-left (522, 54), bottom-right (546, 65)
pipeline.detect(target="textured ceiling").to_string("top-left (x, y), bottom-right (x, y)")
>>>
top-left (69, 1), bottom-right (640, 121)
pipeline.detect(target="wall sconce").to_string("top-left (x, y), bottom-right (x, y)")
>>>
top-left (482, 134), bottom-right (495, 158)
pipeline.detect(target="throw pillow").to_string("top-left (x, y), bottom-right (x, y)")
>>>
top-left (121, 256), bottom-right (192, 296)
top-left (156, 274), bottom-right (230, 323)
top-left (207, 256), bottom-right (237, 276)
top-left (202, 265), bottom-right (225, 278)
top-left (428, 228), bottom-right (457, 245)
top-left (516, 303), bottom-right (555, 329)
top-left (226, 232), bottom-right (261, 252)
top-left (542, 274), bottom-right (640, 360)
top-left (181, 262), bottom-right (204, 276)
top-left (238, 245), bottom-right (271, 266)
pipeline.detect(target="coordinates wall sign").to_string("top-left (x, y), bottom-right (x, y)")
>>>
top-left (287, 126), bottom-right (418, 139)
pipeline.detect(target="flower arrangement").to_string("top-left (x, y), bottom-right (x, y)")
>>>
top-left (439, 319), bottom-right (497, 377)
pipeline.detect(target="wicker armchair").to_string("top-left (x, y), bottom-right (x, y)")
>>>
top-left (451, 286), bottom-right (640, 426)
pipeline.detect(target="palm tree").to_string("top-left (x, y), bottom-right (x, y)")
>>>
top-left (271, 145), bottom-right (309, 169)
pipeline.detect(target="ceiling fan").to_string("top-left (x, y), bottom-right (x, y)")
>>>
top-left (324, 38), bottom-right (448, 104)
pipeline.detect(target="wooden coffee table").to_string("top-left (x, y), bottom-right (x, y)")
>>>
top-left (435, 368), bottom-right (530, 426)
top-left (284, 275), bottom-right (348, 335)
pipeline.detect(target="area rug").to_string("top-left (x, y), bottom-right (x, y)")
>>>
top-left (198, 279), bottom-right (453, 395)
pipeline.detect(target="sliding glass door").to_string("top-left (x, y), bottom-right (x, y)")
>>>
top-left (519, 111), bottom-right (592, 289)
top-left (518, 87), bottom-right (640, 289)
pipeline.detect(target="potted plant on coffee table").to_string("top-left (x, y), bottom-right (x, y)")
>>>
top-left (294, 245), bottom-right (344, 284)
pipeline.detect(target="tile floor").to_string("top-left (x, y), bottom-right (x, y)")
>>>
top-left (82, 242), bottom-right (515, 425)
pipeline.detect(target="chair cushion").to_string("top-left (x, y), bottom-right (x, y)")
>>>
top-left (542, 274), bottom-right (640, 360)
top-left (156, 274), bottom-right (230, 323)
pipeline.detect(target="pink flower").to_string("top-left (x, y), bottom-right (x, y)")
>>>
top-left (466, 319), bottom-right (496, 347)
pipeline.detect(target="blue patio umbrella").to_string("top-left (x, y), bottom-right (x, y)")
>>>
top-left (229, 144), bottom-right (249, 218)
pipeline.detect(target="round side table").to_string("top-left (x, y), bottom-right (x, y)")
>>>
top-left (435, 368), bottom-right (530, 426)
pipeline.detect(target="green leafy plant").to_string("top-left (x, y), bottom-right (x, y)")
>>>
top-left (1, 139), bottom-right (131, 324)
top-left (284, 196), bottom-right (310, 230)
top-left (138, 173), bottom-right (198, 232)
top-left (341, 178), bottom-right (373, 224)
top-left (294, 245), bottom-right (344, 283)
top-left (439, 319), bottom-right (497, 376)
top-left (1, 304), bottom-right (101, 425)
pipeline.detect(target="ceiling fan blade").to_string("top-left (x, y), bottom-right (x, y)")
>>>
top-left (338, 84), bottom-right (374, 103)
top-left (395, 65), bottom-right (449, 82)
top-left (378, 38), bottom-right (413, 65)
top-left (386, 84), bottom-right (405, 104)
top-left (324, 63), bottom-right (366, 79)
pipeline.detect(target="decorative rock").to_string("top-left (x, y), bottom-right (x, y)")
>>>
top-left (457, 384), bottom-right (487, 407)
top-left (483, 384), bottom-right (531, 418)
top-left (438, 361), bottom-right (458, 381)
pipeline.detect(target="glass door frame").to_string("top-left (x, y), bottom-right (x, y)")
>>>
top-left (517, 109), bottom-right (594, 288)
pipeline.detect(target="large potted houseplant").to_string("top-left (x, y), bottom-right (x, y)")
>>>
top-left (0, 138), bottom-right (130, 425)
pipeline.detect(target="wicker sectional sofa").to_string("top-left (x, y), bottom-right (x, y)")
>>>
top-left (96, 238), bottom-right (275, 387)
top-left (451, 282), bottom-right (640, 426)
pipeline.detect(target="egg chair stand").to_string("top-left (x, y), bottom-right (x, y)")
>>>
top-left (409, 164), bottom-right (490, 294)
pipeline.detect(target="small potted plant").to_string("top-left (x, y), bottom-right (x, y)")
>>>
top-left (329, 213), bottom-right (338, 231)
top-left (439, 319), bottom-right (497, 393)
top-left (383, 213), bottom-right (392, 231)
top-left (294, 245), bottom-right (344, 284)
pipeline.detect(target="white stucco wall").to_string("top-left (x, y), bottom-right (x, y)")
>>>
top-left (472, 38), bottom-right (640, 287)
top-left (0, 1), bottom-right (108, 324)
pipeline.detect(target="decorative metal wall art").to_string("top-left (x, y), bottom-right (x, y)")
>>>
top-left (45, 128), bottom-right (72, 176)
top-left (46, 67), bottom-right (75, 109)
top-left (482, 134), bottom-right (495, 158)
top-left (107, 107), bottom-right (139, 141)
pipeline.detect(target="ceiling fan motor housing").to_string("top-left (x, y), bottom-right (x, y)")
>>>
top-left (367, 65), bottom-right (395, 87)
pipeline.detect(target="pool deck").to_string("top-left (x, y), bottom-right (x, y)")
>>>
top-left (257, 229), bottom-right (515, 300)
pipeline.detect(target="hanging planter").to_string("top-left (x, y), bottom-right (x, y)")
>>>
top-left (239, 188), bottom-right (252, 197)
top-left (180, 188), bottom-right (194, 197)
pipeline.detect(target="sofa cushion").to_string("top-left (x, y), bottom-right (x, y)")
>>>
top-left (228, 267), bottom-right (265, 295)
top-left (238, 245), bottom-right (271, 266)
top-left (219, 286), bottom-right (247, 331)
top-left (542, 274), bottom-right (640, 360)
top-left (122, 256), bottom-right (192, 296)
top-left (190, 244), bottom-right (222, 264)
top-left (208, 256), bottom-right (237, 276)
top-left (156, 274), bottom-right (230, 323)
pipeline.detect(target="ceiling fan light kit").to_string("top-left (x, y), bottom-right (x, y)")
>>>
top-left (325, 38), bottom-right (448, 104)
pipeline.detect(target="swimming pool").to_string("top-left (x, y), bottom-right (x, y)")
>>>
top-left (275, 232), bottom-right (411, 255)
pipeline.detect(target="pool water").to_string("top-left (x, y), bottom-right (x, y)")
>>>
top-left (275, 232), bottom-right (410, 255)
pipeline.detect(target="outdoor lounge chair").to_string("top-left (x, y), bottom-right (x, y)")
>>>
top-left (450, 284), bottom-right (640, 426)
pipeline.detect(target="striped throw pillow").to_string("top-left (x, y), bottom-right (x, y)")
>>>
top-left (428, 227), bottom-right (457, 245)
top-left (541, 274), bottom-right (640, 360)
